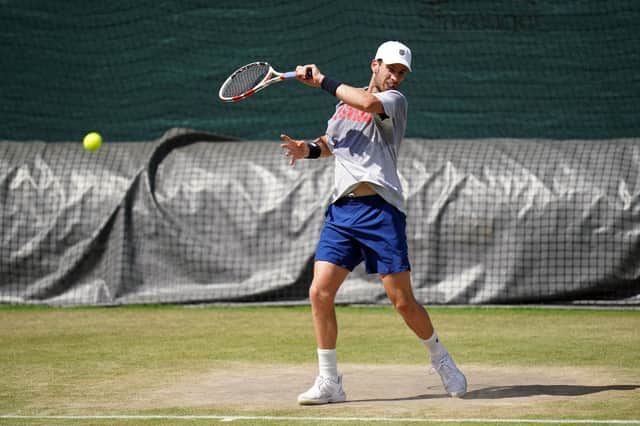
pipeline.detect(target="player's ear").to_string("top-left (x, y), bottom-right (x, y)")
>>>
top-left (371, 59), bottom-right (380, 73)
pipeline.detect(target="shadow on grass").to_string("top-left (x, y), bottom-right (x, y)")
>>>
top-left (343, 384), bottom-right (640, 403)
top-left (463, 384), bottom-right (640, 399)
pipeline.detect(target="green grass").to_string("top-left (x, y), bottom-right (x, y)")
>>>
top-left (0, 305), bottom-right (638, 425)
top-left (2, 305), bottom-right (638, 368)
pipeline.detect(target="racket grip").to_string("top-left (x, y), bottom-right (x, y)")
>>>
top-left (283, 71), bottom-right (297, 79)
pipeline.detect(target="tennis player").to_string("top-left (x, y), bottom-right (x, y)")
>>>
top-left (280, 41), bottom-right (467, 405)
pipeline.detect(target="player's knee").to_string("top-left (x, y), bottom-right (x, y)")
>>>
top-left (390, 296), bottom-right (418, 317)
top-left (309, 284), bottom-right (335, 306)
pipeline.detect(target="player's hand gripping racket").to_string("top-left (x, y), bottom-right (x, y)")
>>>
top-left (218, 62), bottom-right (312, 102)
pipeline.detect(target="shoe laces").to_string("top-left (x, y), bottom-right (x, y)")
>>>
top-left (316, 375), bottom-right (340, 387)
top-left (431, 356), bottom-right (456, 379)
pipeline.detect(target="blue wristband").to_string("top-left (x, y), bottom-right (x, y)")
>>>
top-left (321, 76), bottom-right (342, 96)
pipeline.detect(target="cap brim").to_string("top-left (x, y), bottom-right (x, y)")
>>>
top-left (383, 59), bottom-right (411, 72)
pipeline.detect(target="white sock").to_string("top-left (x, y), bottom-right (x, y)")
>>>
top-left (421, 331), bottom-right (448, 361)
top-left (317, 348), bottom-right (338, 379)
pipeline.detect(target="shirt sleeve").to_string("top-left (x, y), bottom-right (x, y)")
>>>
top-left (373, 90), bottom-right (407, 121)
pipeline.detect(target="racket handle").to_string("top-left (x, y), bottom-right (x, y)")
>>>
top-left (283, 68), bottom-right (312, 80)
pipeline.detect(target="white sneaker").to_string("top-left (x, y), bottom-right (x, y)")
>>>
top-left (297, 375), bottom-right (346, 405)
top-left (432, 352), bottom-right (467, 397)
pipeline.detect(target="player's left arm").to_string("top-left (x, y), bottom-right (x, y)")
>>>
top-left (280, 134), bottom-right (331, 167)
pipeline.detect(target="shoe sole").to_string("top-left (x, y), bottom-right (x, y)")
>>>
top-left (448, 376), bottom-right (468, 398)
top-left (297, 394), bottom-right (346, 405)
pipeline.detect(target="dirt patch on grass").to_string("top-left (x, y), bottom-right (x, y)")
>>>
top-left (127, 363), bottom-right (640, 418)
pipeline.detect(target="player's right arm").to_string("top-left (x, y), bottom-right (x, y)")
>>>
top-left (333, 84), bottom-right (384, 114)
top-left (294, 65), bottom-right (385, 114)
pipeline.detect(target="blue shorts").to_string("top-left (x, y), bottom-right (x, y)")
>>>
top-left (315, 195), bottom-right (411, 275)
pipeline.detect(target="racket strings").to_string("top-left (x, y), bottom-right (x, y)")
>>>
top-left (221, 63), bottom-right (271, 98)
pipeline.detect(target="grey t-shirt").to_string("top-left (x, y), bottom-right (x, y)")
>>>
top-left (324, 89), bottom-right (408, 213)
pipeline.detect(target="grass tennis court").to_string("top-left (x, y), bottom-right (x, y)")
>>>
top-left (1, 305), bottom-right (638, 425)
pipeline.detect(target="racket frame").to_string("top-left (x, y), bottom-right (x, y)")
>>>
top-left (218, 61), bottom-right (296, 102)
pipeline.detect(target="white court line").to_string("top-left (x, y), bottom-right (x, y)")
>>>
top-left (1, 415), bottom-right (639, 424)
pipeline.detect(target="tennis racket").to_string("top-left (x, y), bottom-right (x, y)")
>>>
top-left (218, 62), bottom-right (311, 102)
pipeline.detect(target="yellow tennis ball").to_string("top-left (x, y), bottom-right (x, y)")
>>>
top-left (83, 132), bottom-right (103, 151)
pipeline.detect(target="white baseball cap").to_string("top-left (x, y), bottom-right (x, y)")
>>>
top-left (375, 41), bottom-right (412, 72)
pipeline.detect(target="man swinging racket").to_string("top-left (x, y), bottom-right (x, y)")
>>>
top-left (280, 41), bottom-right (467, 405)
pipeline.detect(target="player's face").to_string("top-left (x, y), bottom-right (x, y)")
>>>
top-left (373, 60), bottom-right (408, 91)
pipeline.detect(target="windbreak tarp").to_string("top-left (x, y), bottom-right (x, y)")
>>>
top-left (1, 129), bottom-right (639, 305)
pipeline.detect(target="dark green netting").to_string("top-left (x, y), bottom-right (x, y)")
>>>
top-left (2, 1), bottom-right (639, 142)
